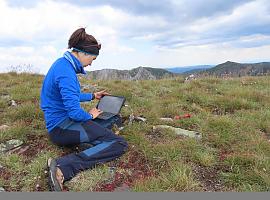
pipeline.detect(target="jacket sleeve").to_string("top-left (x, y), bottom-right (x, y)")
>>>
top-left (79, 93), bottom-right (94, 102)
top-left (56, 73), bottom-right (93, 122)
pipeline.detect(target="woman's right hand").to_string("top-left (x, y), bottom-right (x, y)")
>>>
top-left (89, 108), bottom-right (103, 119)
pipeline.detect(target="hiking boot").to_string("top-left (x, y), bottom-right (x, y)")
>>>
top-left (47, 158), bottom-right (64, 192)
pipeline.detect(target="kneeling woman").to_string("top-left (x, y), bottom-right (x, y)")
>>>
top-left (40, 28), bottom-right (128, 191)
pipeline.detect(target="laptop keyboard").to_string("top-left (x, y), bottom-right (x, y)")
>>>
top-left (98, 112), bottom-right (113, 118)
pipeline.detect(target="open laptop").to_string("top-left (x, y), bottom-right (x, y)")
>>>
top-left (96, 95), bottom-right (126, 120)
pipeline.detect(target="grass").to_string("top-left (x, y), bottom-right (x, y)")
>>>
top-left (65, 164), bottom-right (113, 191)
top-left (133, 162), bottom-right (199, 191)
top-left (0, 72), bottom-right (270, 191)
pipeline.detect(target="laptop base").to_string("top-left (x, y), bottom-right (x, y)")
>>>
top-left (97, 112), bottom-right (116, 120)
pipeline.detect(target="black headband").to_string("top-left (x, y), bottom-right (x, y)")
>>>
top-left (73, 41), bottom-right (101, 55)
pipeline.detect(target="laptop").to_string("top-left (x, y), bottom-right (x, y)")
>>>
top-left (96, 95), bottom-right (126, 120)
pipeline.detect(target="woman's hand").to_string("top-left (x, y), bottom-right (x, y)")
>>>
top-left (89, 108), bottom-right (103, 119)
top-left (94, 90), bottom-right (110, 100)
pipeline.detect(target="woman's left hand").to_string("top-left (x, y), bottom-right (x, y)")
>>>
top-left (94, 90), bottom-right (110, 100)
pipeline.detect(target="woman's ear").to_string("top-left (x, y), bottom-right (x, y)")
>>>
top-left (78, 52), bottom-right (84, 57)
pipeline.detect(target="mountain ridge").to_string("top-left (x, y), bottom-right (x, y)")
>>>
top-left (86, 66), bottom-right (176, 80)
top-left (201, 61), bottom-right (270, 77)
top-left (85, 61), bottom-right (270, 80)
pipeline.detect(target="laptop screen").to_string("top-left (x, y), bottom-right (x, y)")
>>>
top-left (97, 96), bottom-right (125, 114)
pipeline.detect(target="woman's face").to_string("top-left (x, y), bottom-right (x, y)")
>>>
top-left (78, 52), bottom-right (97, 67)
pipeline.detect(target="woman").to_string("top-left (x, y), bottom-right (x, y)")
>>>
top-left (40, 28), bottom-right (128, 191)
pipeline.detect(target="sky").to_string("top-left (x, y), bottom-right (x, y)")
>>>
top-left (0, 0), bottom-right (269, 74)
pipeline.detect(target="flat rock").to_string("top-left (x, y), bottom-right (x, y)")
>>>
top-left (10, 145), bottom-right (30, 155)
top-left (153, 125), bottom-right (202, 139)
top-left (0, 139), bottom-right (24, 154)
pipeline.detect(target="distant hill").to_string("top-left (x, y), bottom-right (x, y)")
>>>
top-left (182, 67), bottom-right (213, 75)
top-left (86, 66), bottom-right (176, 80)
top-left (85, 61), bottom-right (270, 80)
top-left (200, 61), bottom-right (270, 77)
top-left (165, 65), bottom-right (213, 74)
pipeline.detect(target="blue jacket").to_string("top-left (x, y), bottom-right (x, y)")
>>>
top-left (40, 51), bottom-right (94, 132)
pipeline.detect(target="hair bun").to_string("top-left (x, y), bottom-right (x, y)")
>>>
top-left (68, 27), bottom-right (86, 48)
top-left (78, 27), bottom-right (87, 42)
top-left (68, 28), bottom-right (100, 55)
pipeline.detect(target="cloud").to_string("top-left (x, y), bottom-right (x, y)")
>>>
top-left (0, 0), bottom-right (269, 74)
top-left (5, 0), bottom-right (38, 8)
top-left (57, 0), bottom-right (255, 20)
top-left (150, 0), bottom-right (270, 49)
top-left (61, 0), bottom-right (270, 50)
top-left (0, 0), bottom-right (136, 73)
top-left (0, 0), bottom-right (132, 49)
top-left (8, 0), bottom-right (253, 18)
top-left (2, 0), bottom-right (269, 49)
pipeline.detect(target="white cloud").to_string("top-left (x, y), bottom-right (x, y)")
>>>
top-left (153, 0), bottom-right (270, 48)
top-left (0, 0), bottom-right (269, 74)
top-left (150, 44), bottom-right (270, 67)
top-left (0, 0), bottom-right (140, 73)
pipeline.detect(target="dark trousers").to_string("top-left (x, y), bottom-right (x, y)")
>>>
top-left (48, 116), bottom-right (128, 182)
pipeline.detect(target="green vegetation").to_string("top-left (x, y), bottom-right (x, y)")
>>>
top-left (0, 72), bottom-right (269, 191)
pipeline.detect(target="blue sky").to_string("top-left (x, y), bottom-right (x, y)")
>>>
top-left (0, 0), bottom-right (269, 74)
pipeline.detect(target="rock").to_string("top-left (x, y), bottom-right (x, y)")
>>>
top-left (0, 139), bottom-right (24, 154)
top-left (0, 125), bottom-right (9, 131)
top-left (134, 116), bottom-right (147, 122)
top-left (128, 115), bottom-right (147, 124)
top-left (109, 167), bottom-right (117, 175)
top-left (35, 184), bottom-right (41, 191)
top-left (128, 114), bottom-right (135, 125)
top-left (184, 74), bottom-right (197, 83)
top-left (160, 117), bottom-right (174, 122)
top-left (9, 100), bottom-right (17, 107)
top-left (15, 145), bottom-right (30, 155)
top-left (0, 187), bottom-right (5, 192)
top-left (153, 125), bottom-right (202, 139)
top-left (105, 167), bottom-right (117, 183)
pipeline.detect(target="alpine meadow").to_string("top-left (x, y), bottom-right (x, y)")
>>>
top-left (0, 72), bottom-right (269, 192)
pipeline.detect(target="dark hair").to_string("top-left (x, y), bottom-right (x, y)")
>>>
top-left (68, 28), bottom-right (101, 55)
